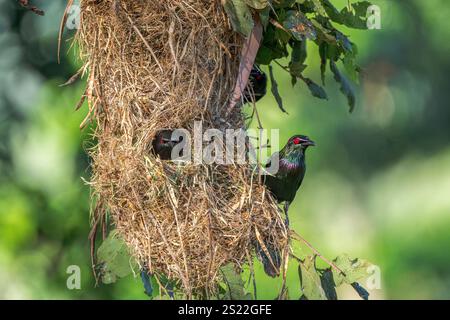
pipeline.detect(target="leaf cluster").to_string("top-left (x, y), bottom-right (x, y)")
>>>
top-left (96, 231), bottom-right (374, 300)
top-left (298, 254), bottom-right (372, 300)
top-left (223, 0), bottom-right (374, 112)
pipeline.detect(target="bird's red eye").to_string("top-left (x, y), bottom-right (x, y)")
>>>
top-left (292, 137), bottom-right (302, 145)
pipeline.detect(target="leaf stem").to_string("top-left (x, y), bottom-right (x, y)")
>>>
top-left (290, 231), bottom-right (346, 276)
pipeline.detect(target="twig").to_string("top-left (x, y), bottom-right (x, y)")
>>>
top-left (206, 209), bottom-right (217, 299)
top-left (88, 203), bottom-right (103, 286)
top-left (290, 230), bottom-right (345, 276)
top-left (58, 0), bottom-right (74, 64)
top-left (59, 66), bottom-right (83, 87)
top-left (279, 245), bottom-right (289, 299)
top-left (17, 0), bottom-right (44, 16)
top-left (166, 183), bottom-right (190, 295)
top-left (123, 11), bottom-right (164, 73)
top-left (252, 99), bottom-right (264, 130)
top-left (273, 59), bottom-right (310, 84)
top-left (254, 227), bottom-right (279, 276)
top-left (269, 18), bottom-right (287, 33)
top-left (168, 20), bottom-right (181, 73)
top-left (289, 252), bottom-right (303, 263)
top-left (273, 60), bottom-right (290, 73)
top-left (153, 274), bottom-right (173, 299)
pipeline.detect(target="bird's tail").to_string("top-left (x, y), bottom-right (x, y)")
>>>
top-left (255, 241), bottom-right (282, 278)
top-left (140, 268), bottom-right (153, 297)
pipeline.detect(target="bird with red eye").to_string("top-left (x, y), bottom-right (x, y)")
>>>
top-left (151, 129), bottom-right (184, 160)
top-left (264, 134), bottom-right (315, 226)
top-left (243, 65), bottom-right (267, 103)
top-left (292, 137), bottom-right (302, 145)
top-left (257, 134), bottom-right (315, 277)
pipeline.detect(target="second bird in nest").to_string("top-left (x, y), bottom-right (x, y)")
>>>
top-left (243, 66), bottom-right (267, 103)
top-left (151, 129), bottom-right (184, 160)
top-left (151, 67), bottom-right (267, 159)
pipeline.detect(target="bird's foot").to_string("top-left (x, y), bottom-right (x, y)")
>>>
top-left (284, 216), bottom-right (290, 228)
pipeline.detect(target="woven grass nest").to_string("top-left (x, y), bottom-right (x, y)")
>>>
top-left (76, 0), bottom-right (289, 297)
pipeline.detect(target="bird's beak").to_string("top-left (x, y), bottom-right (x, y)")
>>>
top-left (304, 139), bottom-right (315, 147)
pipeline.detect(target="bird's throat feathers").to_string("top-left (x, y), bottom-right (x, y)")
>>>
top-left (279, 149), bottom-right (304, 171)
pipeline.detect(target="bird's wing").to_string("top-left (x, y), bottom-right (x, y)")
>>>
top-left (263, 152), bottom-right (280, 176)
top-left (295, 167), bottom-right (306, 191)
top-left (264, 152), bottom-right (279, 168)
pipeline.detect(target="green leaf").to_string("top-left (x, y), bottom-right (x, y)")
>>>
top-left (319, 42), bottom-right (327, 84)
top-left (275, 27), bottom-right (292, 45)
top-left (313, 17), bottom-right (356, 57)
top-left (331, 254), bottom-right (373, 286)
top-left (291, 75), bottom-right (297, 86)
top-left (303, 77), bottom-right (328, 100)
top-left (330, 60), bottom-right (356, 112)
top-left (276, 287), bottom-right (290, 300)
top-left (289, 40), bottom-right (307, 77)
top-left (326, 43), bottom-right (341, 61)
top-left (221, 264), bottom-right (252, 300)
top-left (334, 29), bottom-right (353, 54)
top-left (256, 25), bottom-right (289, 65)
top-left (321, 0), bottom-right (342, 23)
top-left (339, 1), bottom-right (373, 29)
top-left (259, 6), bottom-right (271, 29)
top-left (223, 0), bottom-right (255, 36)
top-left (319, 269), bottom-right (338, 300)
top-left (310, 0), bottom-right (327, 17)
top-left (351, 282), bottom-right (370, 300)
top-left (343, 51), bottom-right (360, 83)
top-left (311, 18), bottom-right (337, 44)
top-left (97, 230), bottom-right (137, 284)
top-left (273, 0), bottom-right (296, 9)
top-left (244, 0), bottom-right (269, 9)
top-left (269, 65), bottom-right (288, 113)
top-left (256, 46), bottom-right (274, 65)
top-left (321, 0), bottom-right (373, 29)
top-left (298, 256), bottom-right (327, 300)
top-left (283, 10), bottom-right (317, 41)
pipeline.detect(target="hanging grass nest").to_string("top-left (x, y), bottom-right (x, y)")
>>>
top-left (76, 0), bottom-right (288, 297)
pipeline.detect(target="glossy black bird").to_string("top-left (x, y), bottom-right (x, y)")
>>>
top-left (243, 66), bottom-right (267, 103)
top-left (151, 130), bottom-right (183, 160)
top-left (264, 134), bottom-right (315, 226)
top-left (256, 135), bottom-right (314, 278)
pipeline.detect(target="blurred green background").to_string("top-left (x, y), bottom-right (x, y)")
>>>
top-left (1, 0), bottom-right (449, 299)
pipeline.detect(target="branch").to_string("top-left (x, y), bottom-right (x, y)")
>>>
top-left (290, 230), bottom-right (346, 276)
top-left (17, 0), bottom-right (45, 16)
